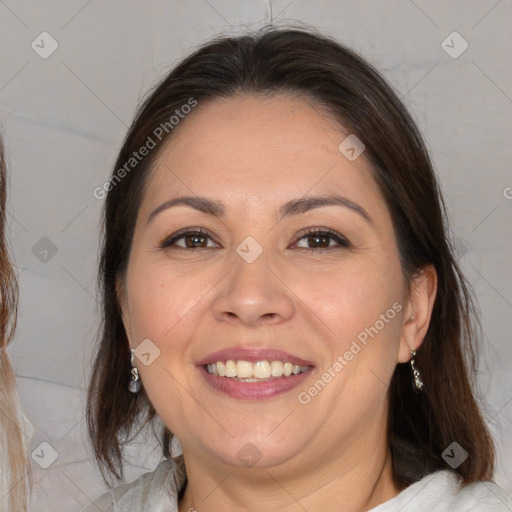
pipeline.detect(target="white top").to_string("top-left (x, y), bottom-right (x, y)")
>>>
top-left (84, 459), bottom-right (512, 512)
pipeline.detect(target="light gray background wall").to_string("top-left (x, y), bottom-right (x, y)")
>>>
top-left (1, 1), bottom-right (511, 510)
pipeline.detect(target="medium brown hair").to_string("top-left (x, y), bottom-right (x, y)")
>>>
top-left (87, 26), bottom-right (495, 487)
top-left (0, 133), bottom-right (28, 512)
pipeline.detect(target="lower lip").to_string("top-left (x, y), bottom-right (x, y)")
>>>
top-left (199, 366), bottom-right (313, 400)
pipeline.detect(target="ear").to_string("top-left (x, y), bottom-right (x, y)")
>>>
top-left (116, 278), bottom-right (131, 340)
top-left (397, 264), bottom-right (437, 363)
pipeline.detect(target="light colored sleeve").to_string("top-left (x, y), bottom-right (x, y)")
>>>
top-left (81, 459), bottom-right (185, 512)
top-left (370, 470), bottom-right (512, 511)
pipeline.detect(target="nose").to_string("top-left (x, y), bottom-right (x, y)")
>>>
top-left (212, 251), bottom-right (295, 327)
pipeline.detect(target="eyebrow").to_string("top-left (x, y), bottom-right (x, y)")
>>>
top-left (147, 194), bottom-right (372, 225)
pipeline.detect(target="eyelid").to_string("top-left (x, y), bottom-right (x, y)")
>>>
top-left (159, 228), bottom-right (220, 249)
top-left (291, 227), bottom-right (351, 249)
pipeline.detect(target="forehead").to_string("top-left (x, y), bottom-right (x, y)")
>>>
top-left (142, 94), bottom-right (384, 216)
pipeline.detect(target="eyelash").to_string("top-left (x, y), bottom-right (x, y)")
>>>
top-left (293, 228), bottom-right (351, 251)
top-left (159, 227), bottom-right (350, 252)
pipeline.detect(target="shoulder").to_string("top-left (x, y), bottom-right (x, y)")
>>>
top-left (372, 470), bottom-right (512, 512)
top-left (82, 458), bottom-right (185, 512)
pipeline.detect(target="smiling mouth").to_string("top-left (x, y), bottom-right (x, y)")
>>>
top-left (205, 359), bottom-right (312, 382)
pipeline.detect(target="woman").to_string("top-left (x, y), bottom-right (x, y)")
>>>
top-left (0, 134), bottom-right (29, 512)
top-left (86, 27), bottom-right (512, 511)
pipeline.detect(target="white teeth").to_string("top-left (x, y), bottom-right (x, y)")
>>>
top-left (253, 361), bottom-right (271, 379)
top-left (236, 360), bottom-right (253, 378)
top-left (225, 360), bottom-right (237, 377)
top-left (206, 359), bottom-right (309, 380)
top-left (270, 361), bottom-right (284, 377)
top-left (216, 361), bottom-right (226, 377)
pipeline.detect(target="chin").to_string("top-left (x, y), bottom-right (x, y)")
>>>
top-left (189, 428), bottom-right (309, 471)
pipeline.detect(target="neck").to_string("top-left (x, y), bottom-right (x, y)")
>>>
top-left (178, 431), bottom-right (400, 512)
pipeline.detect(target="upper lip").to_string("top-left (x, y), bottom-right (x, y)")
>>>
top-left (196, 347), bottom-right (314, 367)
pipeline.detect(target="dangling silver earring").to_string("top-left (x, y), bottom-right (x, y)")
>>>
top-left (410, 349), bottom-right (424, 392)
top-left (128, 348), bottom-right (141, 394)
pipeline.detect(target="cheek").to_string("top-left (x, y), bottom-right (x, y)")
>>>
top-left (290, 253), bottom-right (405, 410)
top-left (288, 255), bottom-right (403, 344)
top-left (125, 262), bottom-right (208, 344)
top-left (123, 265), bottom-right (205, 421)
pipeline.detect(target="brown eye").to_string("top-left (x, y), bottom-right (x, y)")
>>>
top-left (307, 234), bottom-right (331, 248)
top-left (294, 229), bottom-right (350, 251)
top-left (160, 230), bottom-right (217, 249)
top-left (183, 233), bottom-right (208, 248)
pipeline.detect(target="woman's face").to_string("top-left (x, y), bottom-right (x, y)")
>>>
top-left (120, 94), bottom-right (412, 471)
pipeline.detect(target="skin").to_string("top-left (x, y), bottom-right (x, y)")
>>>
top-left (119, 94), bottom-right (437, 512)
